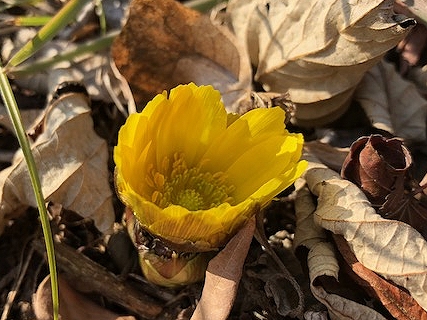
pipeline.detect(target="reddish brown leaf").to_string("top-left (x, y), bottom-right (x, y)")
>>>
top-left (341, 134), bottom-right (427, 237)
top-left (334, 234), bottom-right (427, 320)
top-left (341, 135), bottom-right (411, 206)
top-left (111, 0), bottom-right (251, 110)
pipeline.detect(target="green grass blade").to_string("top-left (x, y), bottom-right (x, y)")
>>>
top-left (7, 30), bottom-right (117, 77)
top-left (6, 0), bottom-right (91, 68)
top-left (94, 0), bottom-right (106, 35)
top-left (13, 15), bottom-right (52, 26)
top-left (0, 66), bottom-right (59, 320)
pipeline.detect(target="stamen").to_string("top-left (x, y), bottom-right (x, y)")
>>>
top-left (154, 172), bottom-right (165, 188)
top-left (175, 189), bottom-right (204, 211)
top-left (147, 153), bottom-right (234, 210)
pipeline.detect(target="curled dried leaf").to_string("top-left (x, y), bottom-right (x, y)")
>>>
top-left (227, 0), bottom-right (414, 125)
top-left (341, 134), bottom-right (427, 237)
top-left (341, 135), bottom-right (411, 206)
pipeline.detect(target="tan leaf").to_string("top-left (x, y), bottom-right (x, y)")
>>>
top-left (354, 59), bottom-right (427, 142)
top-left (0, 93), bottom-right (115, 234)
top-left (294, 182), bottom-right (387, 319)
top-left (191, 217), bottom-right (255, 320)
top-left (293, 180), bottom-right (328, 251)
top-left (33, 274), bottom-right (136, 320)
top-left (302, 158), bottom-right (427, 312)
top-left (227, 0), bottom-right (414, 126)
top-left (111, 0), bottom-right (252, 111)
top-left (307, 242), bottom-right (388, 320)
top-left (334, 234), bottom-right (427, 319)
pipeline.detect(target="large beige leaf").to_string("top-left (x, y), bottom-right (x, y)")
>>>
top-left (111, 0), bottom-right (252, 111)
top-left (354, 59), bottom-right (427, 142)
top-left (227, 0), bottom-right (414, 125)
top-left (0, 93), bottom-right (115, 234)
top-left (302, 157), bottom-right (427, 311)
top-left (293, 182), bottom-right (387, 319)
top-left (334, 234), bottom-right (427, 319)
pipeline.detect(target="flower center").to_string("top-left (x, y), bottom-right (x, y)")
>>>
top-left (147, 153), bottom-right (234, 210)
top-left (175, 189), bottom-right (204, 211)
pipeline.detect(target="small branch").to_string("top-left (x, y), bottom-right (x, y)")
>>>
top-left (32, 238), bottom-right (163, 319)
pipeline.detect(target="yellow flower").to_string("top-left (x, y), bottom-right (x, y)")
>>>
top-left (114, 83), bottom-right (306, 253)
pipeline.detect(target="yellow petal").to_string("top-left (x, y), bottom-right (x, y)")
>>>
top-left (145, 83), bottom-right (228, 168)
top-left (224, 133), bottom-right (303, 202)
top-left (249, 160), bottom-right (308, 205)
top-left (202, 107), bottom-right (289, 173)
top-left (132, 199), bottom-right (257, 251)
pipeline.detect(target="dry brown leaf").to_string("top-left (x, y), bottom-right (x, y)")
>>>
top-left (302, 157), bottom-right (427, 312)
top-left (191, 217), bottom-right (255, 320)
top-left (395, 0), bottom-right (427, 26)
top-left (0, 93), bottom-right (115, 234)
top-left (307, 242), bottom-right (388, 320)
top-left (111, 0), bottom-right (252, 111)
top-left (334, 234), bottom-right (427, 320)
top-left (354, 59), bottom-right (427, 142)
top-left (254, 212), bottom-right (305, 318)
top-left (293, 182), bottom-right (387, 319)
top-left (33, 275), bottom-right (136, 320)
top-left (227, 0), bottom-right (414, 126)
top-left (396, 24), bottom-right (427, 74)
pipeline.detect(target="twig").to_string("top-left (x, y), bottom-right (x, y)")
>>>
top-left (32, 238), bottom-right (163, 319)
